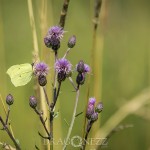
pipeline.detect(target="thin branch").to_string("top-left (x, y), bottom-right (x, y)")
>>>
top-left (0, 94), bottom-right (14, 137)
top-left (81, 120), bottom-right (93, 150)
top-left (53, 82), bottom-right (62, 108)
top-left (49, 52), bottom-right (58, 150)
top-left (5, 106), bottom-right (10, 125)
top-left (68, 77), bottom-right (77, 91)
top-left (34, 109), bottom-right (50, 140)
top-left (63, 48), bottom-right (71, 59)
top-left (0, 117), bottom-right (21, 150)
top-left (63, 88), bottom-right (80, 150)
top-left (59, 0), bottom-right (70, 28)
top-left (42, 86), bottom-right (50, 107)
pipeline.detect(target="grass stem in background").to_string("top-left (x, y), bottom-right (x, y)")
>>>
top-left (27, 0), bottom-right (49, 149)
top-left (59, 0), bottom-right (70, 28)
top-left (94, 88), bottom-right (150, 149)
top-left (82, 0), bottom-right (102, 142)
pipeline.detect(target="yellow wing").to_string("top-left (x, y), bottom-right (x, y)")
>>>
top-left (7, 63), bottom-right (33, 87)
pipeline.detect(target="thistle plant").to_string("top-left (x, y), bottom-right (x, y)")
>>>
top-left (0, 1), bottom-right (104, 150)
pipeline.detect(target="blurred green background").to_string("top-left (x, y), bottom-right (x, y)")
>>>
top-left (0, 0), bottom-right (150, 150)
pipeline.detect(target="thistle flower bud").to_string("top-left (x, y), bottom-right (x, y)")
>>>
top-left (57, 71), bottom-right (66, 82)
top-left (29, 96), bottom-right (37, 109)
top-left (91, 112), bottom-right (98, 122)
top-left (44, 37), bottom-right (60, 51)
top-left (86, 105), bottom-right (95, 119)
top-left (76, 60), bottom-right (85, 73)
top-left (89, 97), bottom-right (96, 106)
top-left (76, 73), bottom-right (85, 85)
top-left (6, 94), bottom-right (14, 105)
top-left (95, 102), bottom-right (103, 113)
top-left (38, 75), bottom-right (47, 86)
top-left (68, 35), bottom-right (76, 48)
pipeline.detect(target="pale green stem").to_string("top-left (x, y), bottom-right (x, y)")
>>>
top-left (63, 48), bottom-right (71, 59)
top-left (63, 89), bottom-right (80, 150)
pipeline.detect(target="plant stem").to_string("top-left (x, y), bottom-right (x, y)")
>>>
top-left (59, 0), bottom-right (70, 28)
top-left (82, 0), bottom-right (103, 142)
top-left (63, 48), bottom-right (71, 59)
top-left (5, 106), bottom-right (10, 125)
top-left (0, 94), bottom-right (14, 137)
top-left (53, 82), bottom-right (62, 107)
top-left (0, 116), bottom-right (21, 150)
top-left (81, 120), bottom-right (93, 150)
top-left (43, 86), bottom-right (50, 107)
top-left (34, 108), bottom-right (50, 139)
top-left (63, 88), bottom-right (80, 150)
top-left (68, 77), bottom-right (77, 91)
top-left (49, 52), bottom-right (58, 150)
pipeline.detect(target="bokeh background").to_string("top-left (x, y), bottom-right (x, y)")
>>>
top-left (0, 0), bottom-right (150, 149)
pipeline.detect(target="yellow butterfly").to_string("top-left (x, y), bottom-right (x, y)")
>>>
top-left (7, 63), bottom-right (33, 87)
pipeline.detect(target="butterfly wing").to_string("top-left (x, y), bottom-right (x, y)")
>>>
top-left (7, 63), bottom-right (33, 87)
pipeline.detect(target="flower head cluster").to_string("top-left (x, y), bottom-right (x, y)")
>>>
top-left (76, 60), bottom-right (90, 85)
top-left (33, 62), bottom-right (49, 77)
top-left (44, 26), bottom-right (64, 51)
top-left (55, 58), bottom-right (72, 82)
top-left (86, 97), bottom-right (103, 122)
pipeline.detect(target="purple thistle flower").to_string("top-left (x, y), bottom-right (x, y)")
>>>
top-left (86, 104), bottom-right (95, 119)
top-left (88, 97), bottom-right (96, 106)
top-left (55, 58), bottom-right (72, 75)
top-left (55, 58), bottom-right (72, 82)
top-left (84, 64), bottom-right (90, 73)
top-left (44, 26), bottom-right (64, 51)
top-left (48, 26), bottom-right (64, 40)
top-left (34, 62), bottom-right (49, 77)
